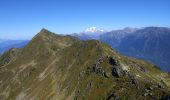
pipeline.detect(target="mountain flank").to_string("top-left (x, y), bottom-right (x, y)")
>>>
top-left (0, 29), bottom-right (170, 100)
top-left (100, 27), bottom-right (170, 72)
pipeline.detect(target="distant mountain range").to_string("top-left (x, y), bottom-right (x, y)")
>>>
top-left (0, 40), bottom-right (29, 55)
top-left (100, 27), bottom-right (138, 47)
top-left (0, 29), bottom-right (169, 99)
top-left (117, 27), bottom-right (170, 72)
top-left (73, 27), bottom-right (170, 72)
top-left (72, 27), bottom-right (106, 40)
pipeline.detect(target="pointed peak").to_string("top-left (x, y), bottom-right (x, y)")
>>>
top-left (38, 28), bottom-right (53, 35)
top-left (35, 28), bottom-right (58, 39)
top-left (39, 28), bottom-right (50, 33)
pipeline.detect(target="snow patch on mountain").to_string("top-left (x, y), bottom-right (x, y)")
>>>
top-left (83, 27), bottom-right (106, 33)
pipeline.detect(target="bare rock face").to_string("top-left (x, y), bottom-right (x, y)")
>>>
top-left (107, 92), bottom-right (119, 100)
top-left (108, 57), bottom-right (124, 77)
top-left (91, 56), bottom-right (123, 78)
top-left (112, 67), bottom-right (123, 77)
top-left (109, 56), bottom-right (118, 66)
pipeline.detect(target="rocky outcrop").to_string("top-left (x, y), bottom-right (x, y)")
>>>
top-left (109, 57), bottom-right (118, 66)
top-left (109, 57), bottom-right (124, 77)
top-left (0, 48), bottom-right (20, 67)
top-left (107, 92), bottom-right (119, 100)
top-left (91, 56), bottom-right (125, 78)
top-left (112, 67), bottom-right (123, 77)
top-left (139, 66), bottom-right (147, 72)
top-left (92, 56), bottom-right (108, 77)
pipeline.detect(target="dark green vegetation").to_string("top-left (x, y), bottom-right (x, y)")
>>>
top-left (0, 29), bottom-right (170, 100)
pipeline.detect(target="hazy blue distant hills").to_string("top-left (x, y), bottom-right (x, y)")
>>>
top-left (100, 27), bottom-right (137, 47)
top-left (0, 40), bottom-right (29, 54)
top-left (117, 27), bottom-right (170, 71)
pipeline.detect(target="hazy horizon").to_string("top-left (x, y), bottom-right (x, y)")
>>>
top-left (1, 26), bottom-right (170, 40)
top-left (0, 0), bottom-right (170, 39)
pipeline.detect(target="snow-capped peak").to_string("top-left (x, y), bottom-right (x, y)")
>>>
top-left (84, 27), bottom-right (106, 33)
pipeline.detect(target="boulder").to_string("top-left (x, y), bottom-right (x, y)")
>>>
top-left (109, 57), bottom-right (117, 66)
top-left (107, 92), bottom-right (119, 100)
top-left (112, 67), bottom-right (123, 77)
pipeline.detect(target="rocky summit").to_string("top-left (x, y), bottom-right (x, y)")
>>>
top-left (0, 29), bottom-right (170, 100)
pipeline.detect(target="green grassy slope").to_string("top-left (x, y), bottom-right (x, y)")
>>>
top-left (0, 29), bottom-right (169, 100)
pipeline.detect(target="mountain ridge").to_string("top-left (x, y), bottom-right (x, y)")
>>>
top-left (0, 29), bottom-right (170, 100)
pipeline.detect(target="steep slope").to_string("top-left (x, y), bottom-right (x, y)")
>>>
top-left (100, 27), bottom-right (137, 47)
top-left (0, 29), bottom-right (170, 100)
top-left (118, 27), bottom-right (170, 71)
top-left (99, 27), bottom-right (170, 72)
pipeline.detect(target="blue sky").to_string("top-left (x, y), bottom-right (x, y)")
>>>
top-left (0, 0), bottom-right (170, 39)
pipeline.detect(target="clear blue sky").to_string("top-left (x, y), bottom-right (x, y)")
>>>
top-left (0, 0), bottom-right (170, 39)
